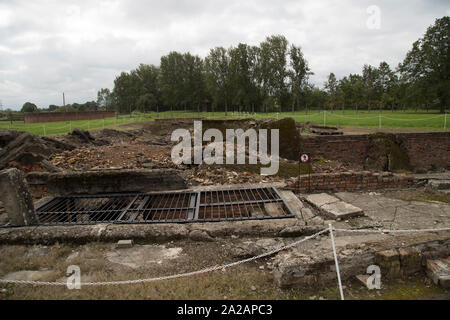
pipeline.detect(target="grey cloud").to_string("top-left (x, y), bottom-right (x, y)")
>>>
top-left (0, 0), bottom-right (448, 109)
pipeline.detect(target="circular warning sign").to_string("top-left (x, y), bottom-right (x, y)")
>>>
top-left (300, 153), bottom-right (310, 163)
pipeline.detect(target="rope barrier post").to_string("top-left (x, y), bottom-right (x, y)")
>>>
top-left (445, 113), bottom-right (447, 130)
top-left (329, 224), bottom-right (345, 300)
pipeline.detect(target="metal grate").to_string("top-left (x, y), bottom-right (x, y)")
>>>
top-left (25, 187), bottom-right (294, 226)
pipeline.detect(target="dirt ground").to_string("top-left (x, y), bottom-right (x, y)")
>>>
top-left (44, 120), bottom-right (363, 187)
top-left (0, 238), bottom-right (448, 300)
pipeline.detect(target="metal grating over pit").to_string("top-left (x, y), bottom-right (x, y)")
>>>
top-left (31, 187), bottom-right (295, 226)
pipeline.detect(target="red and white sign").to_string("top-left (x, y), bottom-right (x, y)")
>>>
top-left (300, 153), bottom-right (310, 163)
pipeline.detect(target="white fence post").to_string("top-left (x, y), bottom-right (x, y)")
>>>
top-left (329, 224), bottom-right (345, 300)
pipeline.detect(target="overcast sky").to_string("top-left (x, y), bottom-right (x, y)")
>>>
top-left (0, 0), bottom-right (448, 110)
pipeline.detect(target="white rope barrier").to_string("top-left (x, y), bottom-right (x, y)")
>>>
top-left (0, 228), bottom-right (330, 286)
top-left (331, 113), bottom-right (380, 120)
top-left (0, 225), bottom-right (448, 288)
top-left (381, 115), bottom-right (444, 121)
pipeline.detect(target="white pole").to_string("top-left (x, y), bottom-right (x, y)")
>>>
top-left (329, 224), bottom-right (345, 300)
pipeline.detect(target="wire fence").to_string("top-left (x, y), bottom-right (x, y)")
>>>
top-left (1, 116), bottom-right (149, 136)
top-left (0, 111), bottom-right (448, 136)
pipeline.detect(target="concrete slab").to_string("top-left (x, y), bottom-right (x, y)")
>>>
top-left (306, 193), bottom-right (339, 207)
top-left (355, 274), bottom-right (371, 289)
top-left (428, 180), bottom-right (450, 190)
top-left (321, 201), bottom-right (363, 219)
top-left (279, 190), bottom-right (303, 220)
top-left (306, 193), bottom-right (363, 220)
top-left (106, 245), bottom-right (183, 270)
top-left (427, 257), bottom-right (450, 289)
top-left (117, 239), bottom-right (134, 249)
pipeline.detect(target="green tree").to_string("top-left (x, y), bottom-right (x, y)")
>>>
top-left (137, 93), bottom-right (157, 112)
top-left (97, 88), bottom-right (114, 110)
top-left (399, 16), bottom-right (449, 113)
top-left (289, 44), bottom-right (312, 113)
top-left (112, 71), bottom-right (141, 113)
top-left (160, 52), bottom-right (185, 112)
top-left (259, 35), bottom-right (289, 112)
top-left (205, 47), bottom-right (232, 115)
top-left (135, 64), bottom-right (161, 111)
top-left (324, 73), bottom-right (338, 112)
top-left (21, 102), bottom-right (38, 113)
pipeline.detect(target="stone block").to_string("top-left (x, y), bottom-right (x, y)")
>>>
top-left (426, 258), bottom-right (450, 289)
top-left (0, 168), bottom-right (37, 226)
top-left (117, 239), bottom-right (134, 249)
top-left (398, 247), bottom-right (421, 276)
top-left (375, 249), bottom-right (401, 278)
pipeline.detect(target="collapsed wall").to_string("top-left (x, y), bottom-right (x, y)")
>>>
top-left (301, 132), bottom-right (450, 171)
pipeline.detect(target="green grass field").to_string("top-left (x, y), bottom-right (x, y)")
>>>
top-left (0, 110), bottom-right (447, 136)
top-left (0, 115), bottom-right (150, 136)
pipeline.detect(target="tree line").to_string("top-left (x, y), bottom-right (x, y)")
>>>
top-left (10, 16), bottom-right (447, 115)
top-left (19, 101), bottom-right (99, 113)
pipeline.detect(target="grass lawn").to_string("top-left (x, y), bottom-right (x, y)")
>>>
top-left (0, 115), bottom-right (151, 136)
top-left (0, 110), bottom-right (447, 136)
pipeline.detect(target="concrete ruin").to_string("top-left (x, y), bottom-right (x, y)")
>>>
top-left (0, 119), bottom-right (449, 293)
top-left (0, 168), bottom-right (37, 226)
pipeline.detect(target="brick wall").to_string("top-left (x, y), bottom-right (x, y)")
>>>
top-left (24, 111), bottom-right (115, 123)
top-left (397, 132), bottom-right (450, 168)
top-left (286, 171), bottom-right (414, 193)
top-left (301, 132), bottom-right (450, 169)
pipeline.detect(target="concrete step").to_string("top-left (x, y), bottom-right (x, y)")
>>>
top-left (428, 179), bottom-right (450, 190)
top-left (426, 257), bottom-right (450, 289)
top-left (305, 193), bottom-right (363, 220)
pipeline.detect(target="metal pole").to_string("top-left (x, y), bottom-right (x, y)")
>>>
top-left (329, 224), bottom-right (345, 300)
